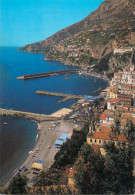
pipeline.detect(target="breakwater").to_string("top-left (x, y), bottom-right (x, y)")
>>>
top-left (36, 90), bottom-right (84, 100)
top-left (58, 97), bottom-right (70, 103)
top-left (91, 87), bottom-right (102, 94)
top-left (0, 108), bottom-right (58, 122)
top-left (17, 69), bottom-right (80, 80)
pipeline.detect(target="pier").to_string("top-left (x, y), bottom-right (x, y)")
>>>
top-left (17, 69), bottom-right (80, 80)
top-left (0, 108), bottom-right (59, 122)
top-left (36, 90), bottom-right (84, 100)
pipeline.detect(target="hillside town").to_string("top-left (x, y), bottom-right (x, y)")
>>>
top-left (68, 65), bottom-right (135, 186)
top-left (87, 65), bottom-right (135, 150)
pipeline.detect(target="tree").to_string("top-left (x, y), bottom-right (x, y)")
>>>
top-left (104, 142), bottom-right (134, 194)
top-left (124, 119), bottom-right (135, 145)
top-left (75, 143), bottom-right (105, 194)
top-left (110, 118), bottom-right (121, 140)
top-left (75, 140), bottom-right (134, 194)
top-left (8, 173), bottom-right (28, 194)
top-left (34, 171), bottom-right (53, 187)
top-left (78, 142), bottom-right (94, 163)
top-left (53, 123), bottom-right (89, 168)
top-left (74, 157), bottom-right (87, 193)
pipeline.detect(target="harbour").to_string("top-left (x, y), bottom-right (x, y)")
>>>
top-left (0, 47), bottom-right (108, 187)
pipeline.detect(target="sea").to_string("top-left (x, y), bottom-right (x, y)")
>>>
top-left (0, 47), bottom-right (107, 186)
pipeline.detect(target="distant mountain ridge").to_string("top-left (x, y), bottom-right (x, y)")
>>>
top-left (19, 0), bottom-right (135, 73)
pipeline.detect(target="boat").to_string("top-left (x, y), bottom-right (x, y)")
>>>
top-left (4, 122), bottom-right (8, 125)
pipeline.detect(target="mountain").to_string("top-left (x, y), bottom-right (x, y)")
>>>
top-left (19, 0), bottom-right (135, 73)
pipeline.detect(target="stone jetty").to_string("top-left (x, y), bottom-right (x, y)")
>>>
top-left (0, 108), bottom-right (58, 122)
top-left (36, 90), bottom-right (84, 100)
top-left (17, 69), bottom-right (80, 80)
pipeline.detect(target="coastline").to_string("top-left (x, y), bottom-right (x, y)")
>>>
top-left (1, 120), bottom-right (48, 188)
top-left (0, 48), bottom-right (109, 188)
top-left (2, 117), bottom-right (78, 188)
top-left (45, 56), bottom-right (110, 82)
top-left (2, 82), bottom-right (107, 188)
top-left (1, 119), bottom-right (39, 187)
top-left (18, 49), bottom-right (110, 83)
top-left (1, 71), bottom-right (109, 188)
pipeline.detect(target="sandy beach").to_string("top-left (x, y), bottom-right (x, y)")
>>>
top-left (3, 118), bottom-right (78, 187)
top-left (50, 108), bottom-right (72, 117)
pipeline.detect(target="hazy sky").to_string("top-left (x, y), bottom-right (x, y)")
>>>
top-left (0, 0), bottom-right (104, 47)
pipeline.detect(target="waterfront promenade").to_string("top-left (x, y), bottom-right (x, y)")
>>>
top-left (0, 108), bottom-right (58, 122)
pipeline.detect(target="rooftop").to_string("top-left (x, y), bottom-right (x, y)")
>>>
top-left (108, 98), bottom-right (118, 103)
top-left (99, 124), bottom-right (111, 133)
top-left (121, 113), bottom-right (133, 119)
top-left (100, 110), bottom-right (107, 120)
top-left (91, 132), bottom-right (127, 142)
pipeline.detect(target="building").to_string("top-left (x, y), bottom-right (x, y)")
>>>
top-left (118, 93), bottom-right (132, 107)
top-left (109, 86), bottom-right (118, 99)
top-left (114, 47), bottom-right (133, 54)
top-left (100, 110), bottom-right (117, 124)
top-left (99, 123), bottom-right (111, 133)
top-left (87, 131), bottom-right (128, 147)
top-left (68, 168), bottom-right (76, 187)
top-left (55, 133), bottom-right (71, 148)
top-left (107, 98), bottom-right (118, 110)
top-left (31, 162), bottom-right (44, 172)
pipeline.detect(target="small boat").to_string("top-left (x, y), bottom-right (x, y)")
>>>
top-left (28, 151), bottom-right (33, 154)
top-left (4, 122), bottom-right (8, 125)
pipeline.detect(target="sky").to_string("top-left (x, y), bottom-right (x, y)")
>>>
top-left (0, 0), bottom-right (104, 47)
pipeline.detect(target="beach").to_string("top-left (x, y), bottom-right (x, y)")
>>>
top-left (3, 118), bottom-right (79, 187)
top-left (50, 108), bottom-right (72, 117)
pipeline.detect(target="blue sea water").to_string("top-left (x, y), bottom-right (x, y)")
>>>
top-left (0, 47), bottom-right (108, 186)
top-left (0, 116), bottom-right (37, 186)
top-left (0, 47), bottom-right (107, 114)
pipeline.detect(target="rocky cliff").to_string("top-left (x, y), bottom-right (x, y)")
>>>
top-left (19, 0), bottom-right (135, 72)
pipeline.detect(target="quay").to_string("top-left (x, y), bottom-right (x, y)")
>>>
top-left (0, 108), bottom-right (59, 122)
top-left (36, 90), bottom-right (84, 100)
top-left (17, 69), bottom-right (80, 80)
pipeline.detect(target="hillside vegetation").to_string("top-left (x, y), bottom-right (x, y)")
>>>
top-left (19, 0), bottom-right (135, 72)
